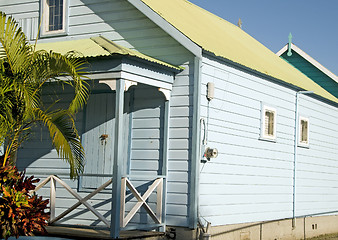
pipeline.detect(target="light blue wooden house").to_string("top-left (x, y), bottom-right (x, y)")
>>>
top-left (2, 0), bottom-right (338, 239)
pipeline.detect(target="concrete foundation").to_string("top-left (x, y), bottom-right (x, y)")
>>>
top-left (170, 215), bottom-right (338, 240)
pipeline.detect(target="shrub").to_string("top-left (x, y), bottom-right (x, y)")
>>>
top-left (0, 165), bottom-right (49, 239)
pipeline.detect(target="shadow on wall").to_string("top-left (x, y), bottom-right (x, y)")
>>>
top-left (16, 81), bottom-right (166, 178)
top-left (78, 0), bottom-right (193, 66)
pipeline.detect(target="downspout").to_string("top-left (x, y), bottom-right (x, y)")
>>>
top-left (292, 90), bottom-right (313, 228)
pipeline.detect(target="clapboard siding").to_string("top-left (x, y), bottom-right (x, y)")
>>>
top-left (129, 84), bottom-right (164, 178)
top-left (199, 54), bottom-right (295, 226)
top-left (295, 96), bottom-right (338, 216)
top-left (165, 62), bottom-right (193, 226)
top-left (3, 0), bottom-right (192, 64)
top-left (0, 1), bottom-right (39, 15)
top-left (128, 81), bottom-right (191, 226)
top-left (199, 54), bottom-right (338, 226)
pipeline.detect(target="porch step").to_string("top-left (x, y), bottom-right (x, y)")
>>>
top-left (46, 226), bottom-right (165, 240)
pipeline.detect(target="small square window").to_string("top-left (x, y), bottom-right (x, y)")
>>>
top-left (41, 0), bottom-right (68, 36)
top-left (260, 105), bottom-right (277, 141)
top-left (299, 116), bottom-right (309, 147)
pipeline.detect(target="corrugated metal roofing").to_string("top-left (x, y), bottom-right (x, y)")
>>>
top-left (140, 0), bottom-right (338, 103)
top-left (35, 36), bottom-right (180, 70)
top-left (35, 38), bottom-right (110, 57)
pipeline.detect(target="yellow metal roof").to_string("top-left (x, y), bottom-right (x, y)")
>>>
top-left (35, 37), bottom-right (180, 70)
top-left (140, 0), bottom-right (338, 103)
top-left (35, 38), bottom-right (109, 57)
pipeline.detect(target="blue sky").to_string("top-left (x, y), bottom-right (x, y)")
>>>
top-left (189, 0), bottom-right (338, 76)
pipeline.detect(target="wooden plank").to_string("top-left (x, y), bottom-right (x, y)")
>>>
top-left (53, 176), bottom-right (110, 227)
top-left (199, 184), bottom-right (293, 195)
top-left (200, 193), bottom-right (291, 206)
top-left (0, 2), bottom-right (38, 14)
top-left (30, 175), bottom-right (52, 193)
top-left (50, 178), bottom-right (112, 224)
top-left (50, 177), bottom-right (56, 221)
top-left (122, 178), bottom-right (162, 227)
top-left (120, 177), bottom-right (127, 227)
top-left (156, 178), bottom-right (163, 222)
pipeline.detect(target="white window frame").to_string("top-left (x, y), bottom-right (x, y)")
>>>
top-left (41, 0), bottom-right (68, 37)
top-left (298, 116), bottom-right (310, 147)
top-left (260, 105), bottom-right (277, 141)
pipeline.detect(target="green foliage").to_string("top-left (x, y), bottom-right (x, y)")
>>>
top-left (0, 12), bottom-right (89, 178)
top-left (0, 165), bottom-right (49, 239)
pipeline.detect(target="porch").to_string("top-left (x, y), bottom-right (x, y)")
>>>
top-left (30, 174), bottom-right (166, 239)
top-left (18, 37), bottom-right (181, 239)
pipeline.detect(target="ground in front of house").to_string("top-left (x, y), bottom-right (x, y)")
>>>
top-left (309, 234), bottom-right (338, 240)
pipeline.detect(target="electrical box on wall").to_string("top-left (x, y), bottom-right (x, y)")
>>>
top-left (207, 82), bottom-right (214, 101)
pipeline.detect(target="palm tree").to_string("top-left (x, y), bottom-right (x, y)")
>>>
top-left (0, 12), bottom-right (89, 179)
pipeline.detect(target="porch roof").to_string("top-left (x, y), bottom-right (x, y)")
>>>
top-left (35, 36), bottom-right (181, 71)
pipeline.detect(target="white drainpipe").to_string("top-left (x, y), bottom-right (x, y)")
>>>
top-left (292, 90), bottom-right (313, 228)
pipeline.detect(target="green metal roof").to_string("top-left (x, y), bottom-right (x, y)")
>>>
top-left (140, 0), bottom-right (338, 103)
top-left (35, 36), bottom-right (181, 70)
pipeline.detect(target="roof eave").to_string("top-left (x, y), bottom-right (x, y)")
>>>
top-left (277, 43), bottom-right (338, 83)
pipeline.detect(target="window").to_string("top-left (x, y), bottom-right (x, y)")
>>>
top-left (41, 0), bottom-right (68, 36)
top-left (261, 105), bottom-right (277, 141)
top-left (299, 116), bottom-right (309, 147)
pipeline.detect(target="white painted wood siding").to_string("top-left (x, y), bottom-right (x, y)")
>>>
top-left (199, 55), bottom-right (338, 226)
top-left (295, 97), bottom-right (338, 217)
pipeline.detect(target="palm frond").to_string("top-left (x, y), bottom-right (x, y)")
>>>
top-left (29, 50), bottom-right (89, 114)
top-left (0, 12), bottom-right (31, 75)
top-left (0, 12), bottom-right (89, 178)
top-left (33, 108), bottom-right (84, 179)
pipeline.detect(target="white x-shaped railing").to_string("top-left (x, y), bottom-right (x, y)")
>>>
top-left (30, 175), bottom-right (112, 228)
top-left (120, 177), bottom-right (163, 228)
top-left (30, 175), bottom-right (164, 230)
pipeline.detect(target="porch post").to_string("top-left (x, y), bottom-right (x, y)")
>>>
top-left (111, 78), bottom-right (125, 238)
top-left (160, 99), bottom-right (170, 231)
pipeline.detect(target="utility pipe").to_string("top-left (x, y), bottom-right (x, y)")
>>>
top-left (292, 91), bottom-right (313, 228)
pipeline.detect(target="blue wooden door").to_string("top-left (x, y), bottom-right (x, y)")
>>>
top-left (82, 92), bottom-right (116, 189)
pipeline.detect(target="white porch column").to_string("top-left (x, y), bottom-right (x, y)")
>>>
top-left (160, 99), bottom-right (170, 232)
top-left (111, 78), bottom-right (125, 238)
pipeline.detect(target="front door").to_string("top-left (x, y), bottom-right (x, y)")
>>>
top-left (81, 92), bottom-right (129, 189)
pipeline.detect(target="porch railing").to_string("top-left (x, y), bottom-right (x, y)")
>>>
top-left (120, 177), bottom-right (163, 228)
top-left (30, 175), bottom-right (164, 231)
